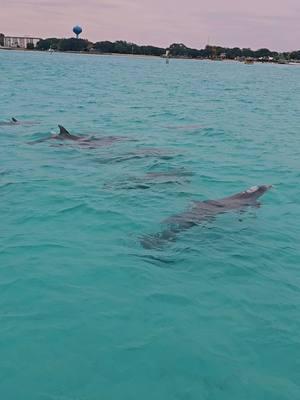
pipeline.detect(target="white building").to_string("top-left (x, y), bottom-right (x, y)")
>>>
top-left (2, 36), bottom-right (41, 48)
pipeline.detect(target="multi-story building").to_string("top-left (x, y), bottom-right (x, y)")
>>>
top-left (0, 34), bottom-right (41, 48)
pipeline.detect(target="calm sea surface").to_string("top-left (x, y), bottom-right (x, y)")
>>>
top-left (0, 50), bottom-right (300, 399)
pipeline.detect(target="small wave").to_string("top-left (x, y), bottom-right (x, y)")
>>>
top-left (0, 243), bottom-right (69, 254)
top-left (146, 291), bottom-right (192, 307)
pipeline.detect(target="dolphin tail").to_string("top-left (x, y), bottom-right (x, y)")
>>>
top-left (58, 125), bottom-right (71, 136)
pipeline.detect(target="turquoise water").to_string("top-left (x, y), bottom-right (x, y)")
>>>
top-left (1, 50), bottom-right (300, 399)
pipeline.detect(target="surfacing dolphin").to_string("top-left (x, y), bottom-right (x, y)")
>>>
top-left (34, 125), bottom-right (128, 147)
top-left (0, 118), bottom-right (38, 126)
top-left (0, 118), bottom-right (19, 126)
top-left (141, 185), bottom-right (272, 249)
top-left (53, 125), bottom-right (81, 141)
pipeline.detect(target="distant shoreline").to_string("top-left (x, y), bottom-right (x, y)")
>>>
top-left (1, 47), bottom-right (299, 65)
top-left (0, 47), bottom-right (166, 61)
top-left (0, 47), bottom-right (161, 59)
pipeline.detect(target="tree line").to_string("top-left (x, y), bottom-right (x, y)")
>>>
top-left (35, 38), bottom-right (300, 60)
top-left (36, 38), bottom-right (165, 56)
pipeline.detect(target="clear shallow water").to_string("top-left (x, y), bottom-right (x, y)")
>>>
top-left (0, 50), bottom-right (300, 399)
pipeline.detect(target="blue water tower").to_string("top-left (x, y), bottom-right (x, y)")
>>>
top-left (73, 25), bottom-right (82, 39)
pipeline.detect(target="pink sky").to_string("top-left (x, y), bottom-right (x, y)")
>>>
top-left (1, 0), bottom-right (299, 51)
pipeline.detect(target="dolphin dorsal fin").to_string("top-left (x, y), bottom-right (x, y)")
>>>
top-left (12, 118), bottom-right (17, 122)
top-left (58, 125), bottom-right (71, 136)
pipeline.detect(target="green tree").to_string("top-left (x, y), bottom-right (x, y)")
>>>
top-left (290, 50), bottom-right (300, 60)
top-left (113, 41), bottom-right (132, 54)
top-left (226, 47), bottom-right (242, 59)
top-left (169, 43), bottom-right (189, 57)
top-left (36, 38), bottom-right (60, 51)
top-left (254, 48), bottom-right (273, 58)
top-left (241, 48), bottom-right (254, 58)
top-left (58, 38), bottom-right (91, 52)
top-left (94, 41), bottom-right (115, 53)
top-left (140, 45), bottom-right (165, 56)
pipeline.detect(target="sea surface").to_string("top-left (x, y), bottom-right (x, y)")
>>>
top-left (0, 50), bottom-right (300, 400)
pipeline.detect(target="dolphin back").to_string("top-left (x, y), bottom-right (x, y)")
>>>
top-left (225, 185), bottom-right (272, 202)
top-left (140, 185), bottom-right (272, 249)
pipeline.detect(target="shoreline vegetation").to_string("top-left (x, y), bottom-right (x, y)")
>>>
top-left (2, 38), bottom-right (300, 63)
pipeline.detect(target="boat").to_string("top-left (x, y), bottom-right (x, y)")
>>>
top-left (244, 58), bottom-right (254, 64)
top-left (163, 49), bottom-right (170, 64)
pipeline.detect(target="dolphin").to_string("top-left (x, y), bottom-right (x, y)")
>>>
top-left (140, 185), bottom-right (272, 249)
top-left (0, 118), bottom-right (38, 126)
top-left (33, 125), bottom-right (128, 147)
top-left (0, 118), bottom-right (19, 126)
top-left (52, 125), bottom-right (81, 141)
